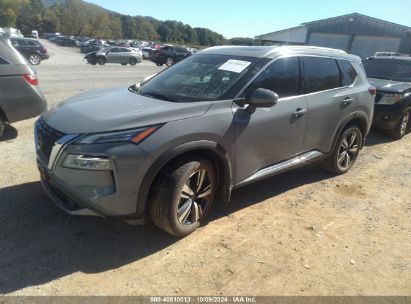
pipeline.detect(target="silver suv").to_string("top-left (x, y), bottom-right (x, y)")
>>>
top-left (0, 38), bottom-right (47, 137)
top-left (35, 46), bottom-right (375, 237)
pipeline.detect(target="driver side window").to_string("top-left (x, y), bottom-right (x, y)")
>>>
top-left (251, 57), bottom-right (300, 99)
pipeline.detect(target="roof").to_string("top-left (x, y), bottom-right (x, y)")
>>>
top-left (302, 13), bottom-right (411, 31)
top-left (200, 45), bottom-right (361, 61)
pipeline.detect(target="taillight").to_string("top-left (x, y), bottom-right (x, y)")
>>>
top-left (42, 46), bottom-right (47, 53)
top-left (368, 86), bottom-right (377, 95)
top-left (23, 74), bottom-right (39, 86)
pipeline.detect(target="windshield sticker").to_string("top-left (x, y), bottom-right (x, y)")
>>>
top-left (218, 60), bottom-right (252, 73)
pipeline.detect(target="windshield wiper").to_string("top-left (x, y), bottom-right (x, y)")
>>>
top-left (140, 91), bottom-right (177, 102)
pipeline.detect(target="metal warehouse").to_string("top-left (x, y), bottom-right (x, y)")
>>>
top-left (256, 13), bottom-right (411, 58)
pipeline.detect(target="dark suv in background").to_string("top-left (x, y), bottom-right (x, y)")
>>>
top-left (364, 54), bottom-right (411, 139)
top-left (10, 37), bottom-right (49, 65)
top-left (152, 45), bottom-right (193, 66)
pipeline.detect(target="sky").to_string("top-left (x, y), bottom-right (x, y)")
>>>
top-left (85, 0), bottom-right (411, 38)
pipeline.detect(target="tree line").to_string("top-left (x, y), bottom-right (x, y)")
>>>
top-left (0, 0), bottom-right (260, 46)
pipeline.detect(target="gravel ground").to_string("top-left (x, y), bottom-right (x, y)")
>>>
top-left (0, 40), bottom-right (410, 296)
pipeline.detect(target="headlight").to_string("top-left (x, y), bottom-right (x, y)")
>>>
top-left (379, 94), bottom-right (402, 105)
top-left (75, 125), bottom-right (161, 145)
top-left (62, 154), bottom-right (112, 171)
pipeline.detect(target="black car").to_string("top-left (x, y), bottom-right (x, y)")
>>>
top-left (80, 44), bottom-right (103, 54)
top-left (151, 45), bottom-right (192, 66)
top-left (55, 36), bottom-right (76, 47)
top-left (364, 55), bottom-right (411, 139)
top-left (10, 38), bottom-right (49, 65)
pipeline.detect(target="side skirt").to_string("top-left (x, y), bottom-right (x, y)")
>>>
top-left (235, 150), bottom-right (324, 189)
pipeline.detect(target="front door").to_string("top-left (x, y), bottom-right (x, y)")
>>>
top-left (234, 56), bottom-right (308, 184)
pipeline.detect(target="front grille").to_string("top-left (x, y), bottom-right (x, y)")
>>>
top-left (35, 117), bottom-right (66, 162)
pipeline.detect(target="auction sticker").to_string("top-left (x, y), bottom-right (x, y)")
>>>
top-left (218, 59), bottom-right (251, 73)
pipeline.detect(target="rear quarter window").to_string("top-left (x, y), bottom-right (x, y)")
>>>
top-left (302, 57), bottom-right (340, 94)
top-left (338, 60), bottom-right (358, 86)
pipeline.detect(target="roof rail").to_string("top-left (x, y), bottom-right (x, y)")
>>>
top-left (276, 45), bottom-right (347, 54)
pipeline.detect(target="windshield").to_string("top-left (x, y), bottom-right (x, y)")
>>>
top-left (140, 54), bottom-right (261, 102)
top-left (364, 59), bottom-right (411, 82)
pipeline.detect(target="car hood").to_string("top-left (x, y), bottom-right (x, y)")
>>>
top-left (369, 78), bottom-right (411, 94)
top-left (42, 87), bottom-right (212, 134)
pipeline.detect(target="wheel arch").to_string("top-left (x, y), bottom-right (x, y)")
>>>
top-left (331, 112), bottom-right (370, 152)
top-left (136, 141), bottom-right (233, 218)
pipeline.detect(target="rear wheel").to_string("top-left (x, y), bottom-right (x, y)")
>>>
top-left (166, 57), bottom-right (174, 67)
top-left (28, 53), bottom-right (41, 65)
top-left (390, 111), bottom-right (409, 139)
top-left (97, 57), bottom-right (106, 65)
top-left (149, 158), bottom-right (217, 237)
top-left (129, 58), bottom-right (137, 66)
top-left (323, 126), bottom-right (362, 175)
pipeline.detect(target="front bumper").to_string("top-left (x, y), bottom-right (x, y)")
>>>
top-left (373, 105), bottom-right (404, 130)
top-left (35, 128), bottom-right (154, 223)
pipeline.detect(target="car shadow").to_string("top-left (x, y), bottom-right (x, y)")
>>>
top-left (0, 124), bottom-right (18, 142)
top-left (0, 165), bottom-right (332, 294)
top-left (364, 128), bottom-right (398, 147)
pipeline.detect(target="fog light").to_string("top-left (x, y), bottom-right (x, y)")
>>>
top-left (383, 115), bottom-right (390, 121)
top-left (62, 154), bottom-right (112, 171)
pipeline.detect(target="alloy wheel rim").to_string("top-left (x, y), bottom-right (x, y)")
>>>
top-left (30, 54), bottom-right (40, 65)
top-left (400, 112), bottom-right (409, 135)
top-left (177, 169), bottom-right (213, 226)
top-left (337, 131), bottom-right (360, 170)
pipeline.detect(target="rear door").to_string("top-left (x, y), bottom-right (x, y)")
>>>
top-left (301, 57), bottom-right (358, 153)
top-left (234, 56), bottom-right (309, 183)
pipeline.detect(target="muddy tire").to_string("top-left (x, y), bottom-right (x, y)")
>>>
top-left (323, 125), bottom-right (363, 175)
top-left (149, 158), bottom-right (217, 237)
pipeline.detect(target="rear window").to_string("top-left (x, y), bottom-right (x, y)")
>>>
top-left (338, 60), bottom-right (357, 86)
top-left (303, 57), bottom-right (341, 93)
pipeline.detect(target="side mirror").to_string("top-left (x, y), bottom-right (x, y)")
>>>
top-left (246, 88), bottom-right (279, 110)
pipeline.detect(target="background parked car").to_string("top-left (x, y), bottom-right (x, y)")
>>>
top-left (151, 45), bottom-right (193, 66)
top-left (55, 36), bottom-right (77, 47)
top-left (10, 37), bottom-right (49, 65)
top-left (364, 54), bottom-right (411, 139)
top-left (0, 38), bottom-right (47, 137)
top-left (86, 46), bottom-right (143, 66)
top-left (80, 44), bottom-right (103, 54)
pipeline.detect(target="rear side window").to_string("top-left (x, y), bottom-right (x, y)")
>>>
top-left (303, 57), bottom-right (340, 93)
top-left (338, 60), bottom-right (357, 86)
top-left (251, 57), bottom-right (300, 98)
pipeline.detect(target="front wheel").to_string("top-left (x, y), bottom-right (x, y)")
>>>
top-left (149, 158), bottom-right (217, 237)
top-left (323, 126), bottom-right (363, 175)
top-left (29, 53), bottom-right (41, 65)
top-left (97, 57), bottom-right (106, 65)
top-left (129, 58), bottom-right (137, 66)
top-left (166, 57), bottom-right (174, 67)
top-left (390, 111), bottom-right (409, 139)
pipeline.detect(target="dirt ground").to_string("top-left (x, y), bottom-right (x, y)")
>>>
top-left (0, 40), bottom-right (410, 296)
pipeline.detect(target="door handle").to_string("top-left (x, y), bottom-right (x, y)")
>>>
top-left (293, 108), bottom-right (307, 117)
top-left (342, 97), bottom-right (354, 105)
